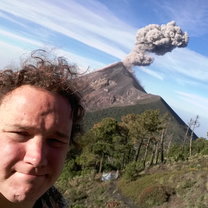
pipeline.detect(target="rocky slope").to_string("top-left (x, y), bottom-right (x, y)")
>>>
top-left (77, 62), bottom-right (155, 111)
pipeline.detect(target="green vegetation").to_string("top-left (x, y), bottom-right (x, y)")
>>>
top-left (82, 98), bottom-right (193, 143)
top-left (118, 155), bottom-right (208, 208)
top-left (56, 109), bottom-right (207, 208)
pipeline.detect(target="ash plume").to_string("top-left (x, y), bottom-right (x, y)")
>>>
top-left (123, 21), bottom-right (189, 68)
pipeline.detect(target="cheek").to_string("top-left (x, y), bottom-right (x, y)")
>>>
top-left (0, 142), bottom-right (23, 177)
top-left (48, 148), bottom-right (68, 173)
top-left (0, 140), bottom-right (22, 160)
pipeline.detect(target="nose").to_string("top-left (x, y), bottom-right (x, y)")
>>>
top-left (23, 136), bottom-right (48, 167)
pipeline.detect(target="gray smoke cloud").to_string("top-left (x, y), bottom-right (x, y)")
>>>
top-left (123, 21), bottom-right (189, 68)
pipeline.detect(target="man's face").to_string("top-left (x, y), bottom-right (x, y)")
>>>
top-left (0, 85), bottom-right (72, 206)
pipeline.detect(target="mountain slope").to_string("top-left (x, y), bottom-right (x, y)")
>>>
top-left (59, 155), bottom-right (208, 208)
top-left (77, 62), bottom-right (154, 111)
top-left (77, 62), bottom-right (197, 140)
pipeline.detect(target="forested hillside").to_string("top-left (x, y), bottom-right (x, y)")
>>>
top-left (56, 109), bottom-right (205, 208)
top-left (82, 97), bottom-right (197, 143)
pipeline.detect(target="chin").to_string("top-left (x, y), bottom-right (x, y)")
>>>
top-left (2, 194), bottom-right (36, 208)
top-left (4, 185), bottom-right (44, 204)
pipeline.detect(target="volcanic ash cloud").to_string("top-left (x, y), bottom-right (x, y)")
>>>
top-left (123, 21), bottom-right (189, 68)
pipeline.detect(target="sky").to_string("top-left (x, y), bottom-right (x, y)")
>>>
top-left (0, 0), bottom-right (207, 138)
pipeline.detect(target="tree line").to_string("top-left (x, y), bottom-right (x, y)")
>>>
top-left (61, 110), bottom-right (207, 181)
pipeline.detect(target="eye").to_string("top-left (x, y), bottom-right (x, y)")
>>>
top-left (7, 131), bottom-right (30, 142)
top-left (13, 131), bottom-right (29, 136)
top-left (47, 138), bottom-right (68, 148)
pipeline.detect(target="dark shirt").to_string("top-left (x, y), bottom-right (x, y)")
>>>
top-left (33, 186), bottom-right (68, 208)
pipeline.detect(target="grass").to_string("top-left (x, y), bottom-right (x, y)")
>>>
top-left (56, 155), bottom-right (208, 208)
top-left (117, 156), bottom-right (208, 207)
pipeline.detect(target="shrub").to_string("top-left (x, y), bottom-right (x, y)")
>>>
top-left (56, 159), bottom-right (78, 190)
top-left (124, 161), bottom-right (144, 181)
top-left (192, 138), bottom-right (208, 155)
top-left (71, 205), bottom-right (85, 208)
top-left (138, 184), bottom-right (175, 208)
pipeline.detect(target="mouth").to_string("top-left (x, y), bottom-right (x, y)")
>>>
top-left (18, 173), bottom-right (48, 183)
top-left (24, 173), bottom-right (46, 177)
top-left (12, 170), bottom-right (48, 179)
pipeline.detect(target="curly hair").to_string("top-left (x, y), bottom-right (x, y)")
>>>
top-left (0, 49), bottom-right (85, 141)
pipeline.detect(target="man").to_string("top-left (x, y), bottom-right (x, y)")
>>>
top-left (0, 50), bottom-right (84, 208)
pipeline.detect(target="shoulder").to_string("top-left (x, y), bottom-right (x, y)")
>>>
top-left (34, 186), bottom-right (68, 208)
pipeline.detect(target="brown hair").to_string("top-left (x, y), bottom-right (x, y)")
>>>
top-left (0, 49), bottom-right (85, 140)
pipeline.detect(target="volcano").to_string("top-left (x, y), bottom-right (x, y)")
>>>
top-left (76, 62), bottom-right (197, 141)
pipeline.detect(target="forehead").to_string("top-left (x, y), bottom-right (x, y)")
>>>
top-left (0, 85), bottom-right (72, 120)
top-left (2, 85), bottom-right (69, 106)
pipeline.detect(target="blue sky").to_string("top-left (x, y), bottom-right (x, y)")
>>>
top-left (0, 0), bottom-right (208, 138)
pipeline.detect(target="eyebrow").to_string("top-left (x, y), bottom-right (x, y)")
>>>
top-left (3, 124), bottom-right (34, 131)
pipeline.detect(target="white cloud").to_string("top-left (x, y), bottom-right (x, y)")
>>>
top-left (166, 90), bottom-right (208, 137)
top-left (0, 40), bottom-right (105, 71)
top-left (54, 49), bottom-right (105, 71)
top-left (154, 0), bottom-right (208, 36)
top-left (153, 48), bottom-right (208, 81)
top-left (0, 0), bottom-right (136, 59)
top-left (175, 91), bottom-right (208, 116)
top-left (175, 78), bottom-right (202, 87)
top-left (140, 66), bottom-right (164, 80)
top-left (0, 29), bottom-right (43, 47)
top-left (0, 11), bottom-right (27, 28)
top-left (173, 106), bottom-right (207, 138)
top-left (174, 77), bottom-right (208, 92)
top-left (0, 41), bottom-right (26, 68)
